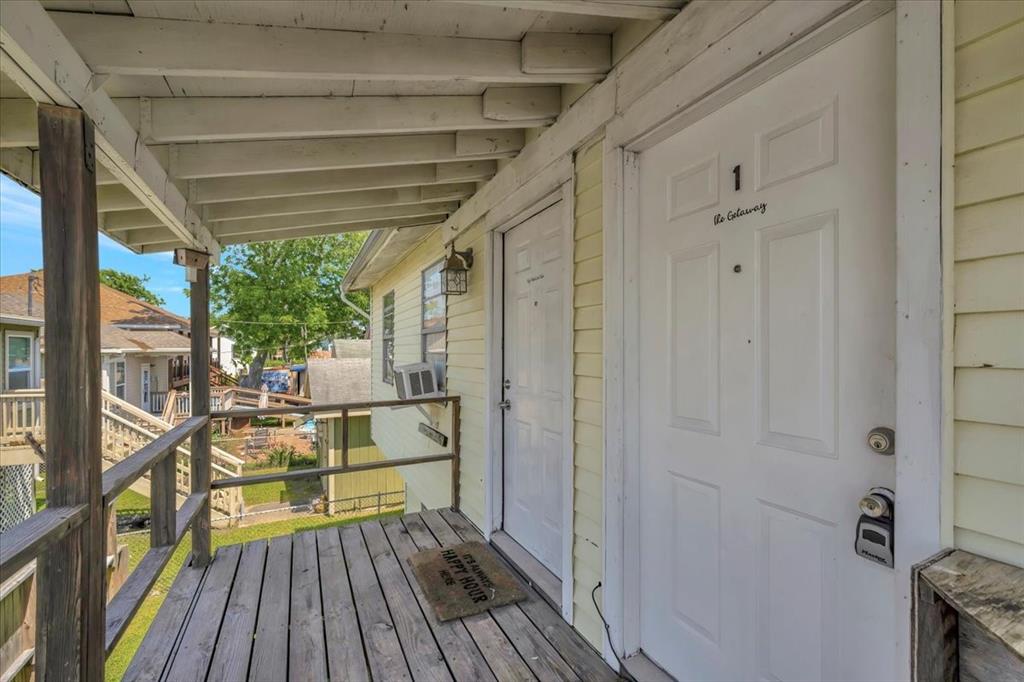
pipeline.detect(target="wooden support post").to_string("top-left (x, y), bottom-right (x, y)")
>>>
top-left (340, 408), bottom-right (349, 469)
top-left (188, 262), bottom-right (212, 566)
top-left (150, 455), bottom-right (176, 547)
top-left (451, 398), bottom-right (461, 510)
top-left (36, 103), bottom-right (105, 681)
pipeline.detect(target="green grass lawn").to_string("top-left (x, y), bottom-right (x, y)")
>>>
top-left (104, 511), bottom-right (400, 681)
top-left (240, 464), bottom-right (321, 507)
top-left (36, 480), bottom-right (150, 518)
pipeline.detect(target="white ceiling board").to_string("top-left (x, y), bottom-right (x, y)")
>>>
top-left (0, 73), bottom-right (28, 99)
top-left (351, 80), bottom-right (488, 96)
top-left (124, 0), bottom-right (542, 40)
top-left (100, 74), bottom-right (173, 97)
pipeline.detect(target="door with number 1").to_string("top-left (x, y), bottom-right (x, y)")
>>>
top-left (635, 15), bottom-right (898, 681)
top-left (502, 200), bottom-right (568, 576)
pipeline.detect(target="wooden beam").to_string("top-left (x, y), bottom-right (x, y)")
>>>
top-left (96, 184), bottom-right (144, 212)
top-left (483, 86), bottom-right (562, 121)
top-left (441, 0), bottom-right (682, 20)
top-left (115, 96), bottom-right (551, 144)
top-left (191, 165), bottom-right (490, 204)
top-left (0, 98), bottom-right (36, 147)
top-left (100, 209), bottom-right (164, 231)
top-left (50, 12), bottom-right (608, 84)
top-left (202, 184), bottom-right (473, 223)
top-left (0, 148), bottom-right (39, 188)
top-left (167, 132), bottom-right (518, 179)
top-left (0, 2), bottom-right (218, 255)
top-left (189, 266), bottom-right (211, 567)
top-left (37, 103), bottom-right (105, 681)
top-left (203, 203), bottom-right (458, 241)
top-left (216, 217), bottom-right (445, 246)
top-left (521, 33), bottom-right (611, 74)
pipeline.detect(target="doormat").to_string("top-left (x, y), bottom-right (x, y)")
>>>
top-left (408, 541), bottom-right (527, 621)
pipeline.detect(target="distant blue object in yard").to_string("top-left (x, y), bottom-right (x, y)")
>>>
top-left (261, 369), bottom-right (290, 393)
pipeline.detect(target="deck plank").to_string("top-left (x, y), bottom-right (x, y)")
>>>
top-left (249, 535), bottom-right (291, 682)
top-left (208, 540), bottom-right (268, 682)
top-left (290, 531), bottom-right (328, 682)
top-left (403, 514), bottom-right (537, 682)
top-left (164, 544), bottom-right (243, 682)
top-left (316, 527), bottom-right (370, 682)
top-left (339, 524), bottom-right (414, 682)
top-left (362, 520), bottom-right (455, 682)
top-left (383, 517), bottom-right (498, 682)
top-left (423, 511), bottom-right (582, 682)
top-left (123, 561), bottom-right (206, 682)
top-left (438, 509), bottom-right (618, 682)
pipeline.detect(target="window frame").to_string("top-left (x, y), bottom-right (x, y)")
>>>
top-left (106, 358), bottom-right (126, 399)
top-left (4, 331), bottom-right (35, 391)
top-left (421, 259), bottom-right (447, 389)
top-left (381, 290), bottom-right (396, 385)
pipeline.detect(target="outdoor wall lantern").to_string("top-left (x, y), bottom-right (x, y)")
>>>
top-left (441, 245), bottom-right (474, 295)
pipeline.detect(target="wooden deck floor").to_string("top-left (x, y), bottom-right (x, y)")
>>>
top-left (124, 509), bottom-right (619, 681)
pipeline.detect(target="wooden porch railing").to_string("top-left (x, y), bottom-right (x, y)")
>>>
top-left (209, 395), bottom-right (462, 510)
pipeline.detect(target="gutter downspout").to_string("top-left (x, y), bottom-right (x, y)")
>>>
top-left (338, 285), bottom-right (370, 321)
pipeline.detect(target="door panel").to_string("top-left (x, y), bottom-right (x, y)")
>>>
top-left (637, 15), bottom-right (896, 681)
top-left (503, 201), bottom-right (567, 576)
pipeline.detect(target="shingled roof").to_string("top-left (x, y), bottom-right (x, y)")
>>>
top-left (0, 271), bottom-right (191, 353)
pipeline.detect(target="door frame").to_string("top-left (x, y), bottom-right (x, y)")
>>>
top-left (601, 2), bottom-right (944, 676)
top-left (485, 181), bottom-right (576, 621)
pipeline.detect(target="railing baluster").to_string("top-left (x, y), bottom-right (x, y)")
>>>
top-left (150, 452), bottom-right (177, 547)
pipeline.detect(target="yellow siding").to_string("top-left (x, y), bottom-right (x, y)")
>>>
top-left (320, 413), bottom-right (405, 511)
top-left (572, 138), bottom-right (604, 647)
top-left (951, 0), bottom-right (1024, 567)
top-left (369, 230), bottom-right (456, 513)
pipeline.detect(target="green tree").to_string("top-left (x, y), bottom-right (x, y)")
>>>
top-left (99, 269), bottom-right (166, 306)
top-left (209, 234), bottom-right (370, 386)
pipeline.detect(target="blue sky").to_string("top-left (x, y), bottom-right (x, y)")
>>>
top-left (0, 174), bottom-right (191, 316)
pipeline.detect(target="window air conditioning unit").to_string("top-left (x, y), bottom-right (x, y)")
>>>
top-left (394, 362), bottom-right (442, 400)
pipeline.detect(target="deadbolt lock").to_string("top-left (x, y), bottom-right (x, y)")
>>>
top-left (867, 427), bottom-right (895, 455)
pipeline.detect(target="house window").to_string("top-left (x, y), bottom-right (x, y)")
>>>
top-left (382, 290), bottom-right (395, 385)
top-left (4, 333), bottom-right (34, 390)
top-left (421, 260), bottom-right (447, 388)
top-left (106, 359), bottom-right (126, 399)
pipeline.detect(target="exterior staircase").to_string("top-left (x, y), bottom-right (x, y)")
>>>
top-left (0, 389), bottom-right (243, 517)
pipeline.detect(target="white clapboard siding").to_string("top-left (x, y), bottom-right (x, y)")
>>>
top-left (571, 139), bottom-right (605, 647)
top-left (952, 1), bottom-right (1024, 565)
top-left (369, 229), bottom-right (458, 514)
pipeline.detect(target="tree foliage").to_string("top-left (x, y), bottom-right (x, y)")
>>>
top-left (209, 234), bottom-right (370, 381)
top-left (99, 268), bottom-right (166, 305)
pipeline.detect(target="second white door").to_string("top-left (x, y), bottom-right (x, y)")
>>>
top-left (503, 201), bottom-right (568, 576)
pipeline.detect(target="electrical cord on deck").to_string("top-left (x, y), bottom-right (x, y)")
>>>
top-left (591, 581), bottom-right (635, 681)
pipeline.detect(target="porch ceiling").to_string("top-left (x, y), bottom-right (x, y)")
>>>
top-left (0, 0), bottom-right (682, 260)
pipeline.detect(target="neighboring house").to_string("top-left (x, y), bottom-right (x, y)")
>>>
top-left (0, 294), bottom-right (43, 531)
top-left (1, 272), bottom-right (192, 414)
top-left (306, 347), bottom-right (405, 514)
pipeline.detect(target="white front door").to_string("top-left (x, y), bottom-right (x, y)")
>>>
top-left (636, 16), bottom-right (897, 681)
top-left (503, 201), bottom-right (568, 576)
top-left (141, 364), bottom-right (152, 412)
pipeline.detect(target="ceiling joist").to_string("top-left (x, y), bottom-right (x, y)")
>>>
top-left (50, 12), bottom-right (610, 84)
top-left (439, 0), bottom-right (682, 21)
top-left (115, 94), bottom-right (555, 144)
top-left (168, 132), bottom-right (519, 179)
top-left (190, 162), bottom-right (494, 205)
top-left (201, 184), bottom-right (474, 223)
top-left (201, 203), bottom-right (459, 241)
top-left (217, 217), bottom-right (445, 247)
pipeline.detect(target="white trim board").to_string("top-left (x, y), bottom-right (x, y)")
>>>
top-left (601, 1), bottom-right (913, 672)
top-left (483, 182), bottom-right (576, 623)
